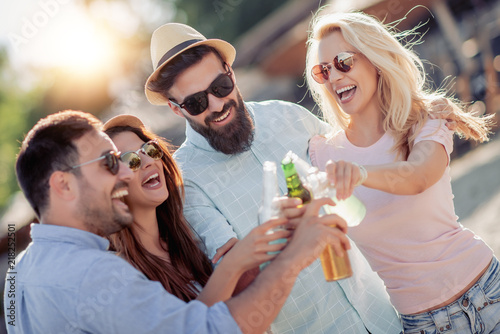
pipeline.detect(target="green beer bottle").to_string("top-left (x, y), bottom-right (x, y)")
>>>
top-left (281, 153), bottom-right (312, 204)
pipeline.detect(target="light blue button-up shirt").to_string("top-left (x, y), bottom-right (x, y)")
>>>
top-left (4, 224), bottom-right (241, 334)
top-left (174, 100), bottom-right (403, 334)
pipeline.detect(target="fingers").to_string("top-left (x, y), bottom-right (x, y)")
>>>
top-left (316, 213), bottom-right (348, 233)
top-left (326, 160), bottom-right (360, 200)
top-left (257, 217), bottom-right (288, 232)
top-left (322, 228), bottom-right (351, 257)
top-left (262, 237), bottom-right (289, 253)
top-left (302, 197), bottom-right (335, 217)
top-left (276, 197), bottom-right (302, 211)
top-left (337, 160), bottom-right (353, 200)
top-left (429, 98), bottom-right (460, 132)
top-left (212, 237), bottom-right (238, 263)
top-left (325, 160), bottom-right (337, 187)
top-left (282, 204), bottom-right (306, 220)
top-left (282, 215), bottom-right (351, 270)
top-left (445, 120), bottom-right (457, 131)
top-left (429, 97), bottom-right (453, 118)
top-left (262, 229), bottom-right (292, 243)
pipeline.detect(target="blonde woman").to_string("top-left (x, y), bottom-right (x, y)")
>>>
top-left (305, 10), bottom-right (500, 333)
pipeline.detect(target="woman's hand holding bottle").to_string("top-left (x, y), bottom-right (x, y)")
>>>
top-left (325, 159), bottom-right (367, 201)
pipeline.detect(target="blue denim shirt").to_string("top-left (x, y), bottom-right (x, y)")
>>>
top-left (4, 224), bottom-right (241, 334)
top-left (174, 100), bottom-right (403, 334)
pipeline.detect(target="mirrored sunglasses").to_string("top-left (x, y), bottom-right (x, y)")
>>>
top-left (119, 140), bottom-right (163, 172)
top-left (311, 52), bottom-right (356, 84)
top-left (169, 64), bottom-right (234, 116)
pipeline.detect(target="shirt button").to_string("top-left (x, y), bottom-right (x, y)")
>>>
top-left (462, 299), bottom-right (469, 307)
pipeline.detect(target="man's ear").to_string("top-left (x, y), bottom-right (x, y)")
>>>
top-left (167, 101), bottom-right (185, 118)
top-left (49, 171), bottom-right (77, 200)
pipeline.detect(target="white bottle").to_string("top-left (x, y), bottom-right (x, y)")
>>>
top-left (258, 161), bottom-right (281, 224)
top-left (258, 161), bottom-right (286, 270)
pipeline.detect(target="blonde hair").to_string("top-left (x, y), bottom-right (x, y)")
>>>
top-left (306, 10), bottom-right (494, 159)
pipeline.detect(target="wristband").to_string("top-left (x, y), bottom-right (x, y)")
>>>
top-left (353, 163), bottom-right (368, 187)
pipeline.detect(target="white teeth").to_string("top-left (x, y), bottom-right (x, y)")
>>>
top-left (112, 189), bottom-right (128, 199)
top-left (142, 173), bottom-right (159, 186)
top-left (336, 85), bottom-right (356, 95)
top-left (214, 110), bottom-right (230, 122)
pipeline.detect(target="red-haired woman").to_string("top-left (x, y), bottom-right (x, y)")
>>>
top-left (104, 114), bottom-right (290, 305)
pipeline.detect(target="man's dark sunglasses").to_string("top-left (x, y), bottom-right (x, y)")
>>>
top-left (70, 151), bottom-right (121, 175)
top-left (169, 63), bottom-right (234, 116)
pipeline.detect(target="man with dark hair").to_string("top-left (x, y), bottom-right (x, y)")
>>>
top-left (145, 23), bottom-right (403, 333)
top-left (15, 110), bottom-right (132, 233)
top-left (5, 110), bottom-right (349, 333)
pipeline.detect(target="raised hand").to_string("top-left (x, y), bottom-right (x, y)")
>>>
top-left (325, 159), bottom-right (365, 200)
top-left (280, 198), bottom-right (350, 273)
top-left (220, 218), bottom-right (292, 274)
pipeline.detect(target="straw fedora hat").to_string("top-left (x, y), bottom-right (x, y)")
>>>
top-left (103, 114), bottom-right (147, 132)
top-left (145, 23), bottom-right (236, 105)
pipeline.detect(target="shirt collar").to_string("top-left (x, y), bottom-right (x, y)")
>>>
top-left (184, 102), bottom-right (256, 152)
top-left (30, 223), bottom-right (110, 251)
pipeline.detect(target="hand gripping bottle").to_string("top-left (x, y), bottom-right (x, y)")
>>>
top-left (291, 153), bottom-right (366, 227)
top-left (282, 151), bottom-right (364, 280)
top-left (258, 161), bottom-right (287, 270)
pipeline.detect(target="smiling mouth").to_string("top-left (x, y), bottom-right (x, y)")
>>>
top-left (336, 85), bottom-right (356, 101)
top-left (212, 109), bottom-right (231, 123)
top-left (111, 189), bottom-right (128, 202)
top-left (142, 173), bottom-right (160, 187)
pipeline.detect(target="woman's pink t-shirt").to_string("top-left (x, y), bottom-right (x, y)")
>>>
top-left (310, 119), bottom-right (493, 314)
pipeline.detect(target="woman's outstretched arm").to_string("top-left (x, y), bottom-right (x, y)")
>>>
top-left (327, 140), bottom-right (448, 200)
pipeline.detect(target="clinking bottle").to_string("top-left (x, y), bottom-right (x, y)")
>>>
top-left (258, 161), bottom-right (287, 270)
top-left (281, 155), bottom-right (312, 205)
top-left (291, 152), bottom-right (366, 227)
top-left (281, 151), bottom-right (365, 281)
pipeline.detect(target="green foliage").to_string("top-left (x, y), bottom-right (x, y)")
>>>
top-left (0, 0), bottom-right (290, 214)
top-left (0, 49), bottom-right (43, 215)
top-left (173, 0), bottom-right (289, 43)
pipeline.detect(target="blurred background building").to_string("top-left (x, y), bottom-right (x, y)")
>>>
top-left (0, 0), bottom-right (499, 332)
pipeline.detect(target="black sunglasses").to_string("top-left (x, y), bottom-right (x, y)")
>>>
top-left (311, 52), bottom-right (356, 84)
top-left (169, 64), bottom-right (234, 116)
top-left (70, 151), bottom-right (121, 175)
top-left (119, 140), bottom-right (163, 172)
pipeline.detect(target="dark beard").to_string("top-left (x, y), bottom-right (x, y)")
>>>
top-left (186, 91), bottom-right (254, 155)
top-left (78, 178), bottom-right (132, 236)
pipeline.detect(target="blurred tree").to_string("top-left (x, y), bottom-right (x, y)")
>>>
top-left (0, 0), bottom-right (290, 214)
top-left (0, 48), bottom-right (45, 215)
top-left (173, 0), bottom-right (289, 43)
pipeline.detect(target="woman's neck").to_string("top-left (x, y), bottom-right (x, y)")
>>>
top-left (131, 207), bottom-right (169, 260)
top-left (346, 108), bottom-right (385, 147)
